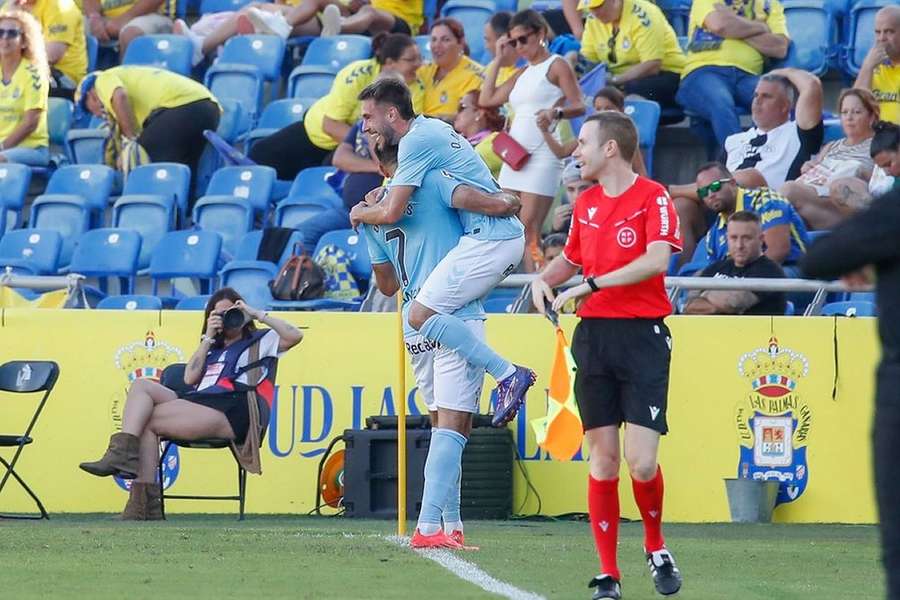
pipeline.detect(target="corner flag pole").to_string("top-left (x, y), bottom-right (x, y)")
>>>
top-left (396, 292), bottom-right (407, 536)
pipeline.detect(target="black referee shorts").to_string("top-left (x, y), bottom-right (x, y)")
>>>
top-left (571, 318), bottom-right (672, 434)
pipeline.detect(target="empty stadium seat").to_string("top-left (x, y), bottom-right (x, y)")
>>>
top-left (97, 294), bottom-right (163, 310)
top-left (65, 127), bottom-right (107, 165)
top-left (312, 229), bottom-right (371, 287)
top-left (774, 0), bottom-right (833, 76)
top-left (195, 99), bottom-right (249, 196)
top-left (28, 196), bottom-right (91, 266)
top-left (0, 164), bottom-right (31, 231)
top-left (43, 164), bottom-right (115, 224)
top-left (149, 230), bottom-right (223, 295)
top-left (274, 199), bottom-right (331, 232)
top-left (0, 230), bottom-right (62, 275)
top-left (175, 294), bottom-right (211, 310)
top-left (441, 1), bottom-right (493, 63)
top-left (654, 0), bottom-right (691, 36)
top-left (821, 300), bottom-right (877, 317)
top-left (124, 163), bottom-right (191, 223)
top-left (219, 260), bottom-right (278, 309)
top-left (483, 288), bottom-right (519, 313)
top-left (205, 65), bottom-right (264, 134)
top-left (192, 195), bottom-right (254, 258)
top-left (235, 229), bottom-right (304, 265)
top-left (219, 34), bottom-right (285, 81)
top-left (287, 65), bottom-right (338, 99)
top-left (112, 194), bottom-right (175, 271)
top-left (205, 165), bottom-right (277, 218)
top-left (843, 0), bottom-right (890, 76)
top-left (288, 166), bottom-right (343, 209)
top-left (302, 35), bottom-right (373, 69)
top-left (200, 0), bottom-right (252, 13)
top-left (69, 228), bottom-right (142, 294)
top-left (47, 97), bottom-right (74, 148)
top-left (624, 99), bottom-right (661, 177)
top-left (245, 98), bottom-right (313, 152)
top-left (122, 35), bottom-right (193, 76)
top-left (414, 35), bottom-right (432, 62)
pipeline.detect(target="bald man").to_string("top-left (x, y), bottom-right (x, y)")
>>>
top-left (856, 6), bottom-right (900, 125)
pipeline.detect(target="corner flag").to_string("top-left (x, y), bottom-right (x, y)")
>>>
top-left (530, 328), bottom-right (582, 460)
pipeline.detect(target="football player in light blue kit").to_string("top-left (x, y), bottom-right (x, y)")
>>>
top-left (362, 140), bottom-right (521, 550)
top-left (351, 78), bottom-right (536, 427)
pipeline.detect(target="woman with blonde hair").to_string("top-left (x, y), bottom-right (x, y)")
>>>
top-left (0, 8), bottom-right (50, 166)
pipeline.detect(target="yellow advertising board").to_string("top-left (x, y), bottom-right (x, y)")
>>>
top-left (0, 309), bottom-right (879, 522)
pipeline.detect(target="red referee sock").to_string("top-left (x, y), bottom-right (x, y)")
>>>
top-left (631, 466), bottom-right (666, 553)
top-left (588, 475), bottom-right (620, 580)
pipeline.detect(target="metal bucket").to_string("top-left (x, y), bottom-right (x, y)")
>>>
top-left (723, 478), bottom-right (780, 523)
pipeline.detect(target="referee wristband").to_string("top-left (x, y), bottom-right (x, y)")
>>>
top-left (585, 277), bottom-right (599, 292)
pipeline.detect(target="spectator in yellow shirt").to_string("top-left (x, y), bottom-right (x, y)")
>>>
top-left (15, 0), bottom-right (86, 99)
top-left (483, 12), bottom-right (519, 86)
top-left (278, 0), bottom-right (422, 39)
top-left (0, 9), bottom-right (50, 166)
top-left (453, 90), bottom-right (504, 178)
top-left (579, 0), bottom-right (685, 112)
top-left (418, 18), bottom-right (484, 120)
top-left (675, 0), bottom-right (789, 150)
top-left (83, 0), bottom-right (174, 55)
top-left (855, 6), bottom-right (900, 125)
top-left (249, 32), bottom-right (423, 180)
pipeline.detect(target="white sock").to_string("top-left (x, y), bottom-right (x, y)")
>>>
top-left (443, 520), bottom-right (463, 534)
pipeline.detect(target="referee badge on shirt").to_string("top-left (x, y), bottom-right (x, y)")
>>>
top-left (734, 336), bottom-right (812, 506)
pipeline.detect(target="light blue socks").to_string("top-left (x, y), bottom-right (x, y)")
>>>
top-left (417, 428), bottom-right (467, 535)
top-left (419, 314), bottom-right (514, 381)
top-left (442, 471), bottom-right (463, 534)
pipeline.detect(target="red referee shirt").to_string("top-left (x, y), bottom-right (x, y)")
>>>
top-left (563, 176), bottom-right (682, 319)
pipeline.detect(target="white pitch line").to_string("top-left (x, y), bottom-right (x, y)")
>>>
top-left (386, 536), bottom-right (547, 600)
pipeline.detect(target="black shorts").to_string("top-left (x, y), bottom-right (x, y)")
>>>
top-left (182, 391), bottom-right (270, 444)
top-left (571, 318), bottom-right (672, 434)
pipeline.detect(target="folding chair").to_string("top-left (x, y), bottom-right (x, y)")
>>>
top-left (156, 363), bottom-right (249, 520)
top-left (0, 361), bottom-right (60, 520)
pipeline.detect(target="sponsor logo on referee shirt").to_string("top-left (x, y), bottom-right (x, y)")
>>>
top-left (657, 196), bottom-right (670, 236)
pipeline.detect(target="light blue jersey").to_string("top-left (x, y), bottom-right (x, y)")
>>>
top-left (363, 169), bottom-right (485, 336)
top-left (391, 115), bottom-right (525, 242)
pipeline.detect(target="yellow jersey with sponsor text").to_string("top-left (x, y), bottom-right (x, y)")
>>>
top-left (872, 61), bottom-right (900, 124)
top-left (32, 0), bottom-right (87, 84)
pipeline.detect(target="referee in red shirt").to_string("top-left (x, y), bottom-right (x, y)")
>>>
top-left (532, 111), bottom-right (683, 600)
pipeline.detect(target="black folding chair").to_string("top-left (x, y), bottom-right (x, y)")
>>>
top-left (157, 363), bottom-right (248, 520)
top-left (0, 361), bottom-right (60, 520)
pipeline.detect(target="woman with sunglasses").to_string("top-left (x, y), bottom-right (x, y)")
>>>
top-left (0, 9), bottom-right (49, 167)
top-left (452, 90), bottom-right (505, 178)
top-left (578, 0), bottom-right (684, 113)
top-left (418, 18), bottom-right (483, 121)
top-left (480, 9), bottom-right (584, 271)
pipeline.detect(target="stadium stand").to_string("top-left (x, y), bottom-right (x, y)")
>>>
top-left (149, 230), bottom-right (222, 298)
top-left (96, 294), bottom-right (164, 310)
top-left (301, 35), bottom-right (373, 70)
top-left (440, 0), bottom-right (494, 64)
top-left (0, 164), bottom-right (31, 231)
top-left (192, 195), bottom-right (255, 258)
top-left (122, 34), bottom-right (194, 76)
top-left (68, 228), bottom-right (142, 295)
top-left (0, 230), bottom-right (62, 275)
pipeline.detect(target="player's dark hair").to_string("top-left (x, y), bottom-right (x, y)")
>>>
top-left (593, 86), bottom-right (626, 111)
top-left (372, 32), bottom-right (415, 65)
top-left (696, 161), bottom-right (732, 179)
top-left (510, 8), bottom-right (549, 36)
top-left (585, 111), bottom-right (637, 162)
top-left (373, 139), bottom-right (399, 168)
top-left (872, 121), bottom-right (900, 156)
top-left (728, 210), bottom-right (761, 225)
top-left (488, 12), bottom-right (513, 36)
top-left (358, 78), bottom-right (415, 120)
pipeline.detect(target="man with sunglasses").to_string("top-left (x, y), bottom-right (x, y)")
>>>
top-left (696, 162), bottom-right (809, 272)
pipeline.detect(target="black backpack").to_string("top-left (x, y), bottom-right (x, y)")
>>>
top-left (269, 243), bottom-right (326, 301)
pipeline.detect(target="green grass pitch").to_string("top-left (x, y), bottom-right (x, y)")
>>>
top-left (0, 516), bottom-right (883, 599)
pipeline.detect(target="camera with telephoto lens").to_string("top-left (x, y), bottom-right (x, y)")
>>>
top-left (221, 307), bottom-right (248, 331)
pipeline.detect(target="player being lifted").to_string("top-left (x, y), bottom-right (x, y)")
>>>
top-left (362, 139), bottom-right (521, 549)
top-left (350, 78), bottom-right (536, 427)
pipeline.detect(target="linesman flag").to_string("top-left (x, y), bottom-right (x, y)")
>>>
top-left (530, 327), bottom-right (583, 460)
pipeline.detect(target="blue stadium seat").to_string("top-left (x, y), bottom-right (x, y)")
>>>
top-left (44, 164), bottom-right (115, 222)
top-left (483, 288), bottom-right (518, 313)
top-left (654, 0), bottom-right (691, 36)
top-left (287, 65), bottom-right (337, 99)
top-left (823, 119), bottom-right (843, 144)
top-left (205, 165), bottom-right (277, 218)
top-left (192, 195), bottom-right (254, 258)
top-left (441, 1), bottom-right (493, 64)
top-left (219, 260), bottom-right (278, 309)
top-left (492, 0), bottom-right (518, 11)
top-left (204, 65), bottom-right (264, 134)
top-left (850, 291), bottom-right (875, 303)
top-left (112, 194), bottom-right (175, 271)
top-left (219, 35), bottom-right (285, 81)
top-left (245, 98), bottom-right (313, 152)
top-left (175, 294), bottom-right (211, 310)
top-left (124, 163), bottom-right (191, 223)
top-left (69, 228), bottom-right (142, 294)
top-left (821, 300), bottom-right (877, 317)
top-left (624, 99), bottom-right (661, 177)
top-left (235, 229), bottom-right (304, 265)
top-left (677, 232), bottom-right (712, 276)
top-left (200, 0), bottom-right (252, 13)
top-left (414, 35), bottom-right (432, 62)
top-left (843, 0), bottom-right (890, 76)
top-left (288, 166), bottom-right (343, 209)
top-left (47, 97), bottom-right (74, 148)
top-left (86, 34), bottom-right (98, 73)
top-left (773, 0), bottom-right (833, 76)
top-left (122, 35), bottom-right (193, 76)
top-left (195, 99), bottom-right (249, 196)
top-left (65, 128), bottom-right (107, 165)
top-left (274, 199), bottom-right (331, 232)
top-left (97, 294), bottom-right (163, 310)
top-left (312, 229), bottom-right (371, 287)
top-left (302, 35), bottom-right (373, 69)
top-left (149, 230), bottom-right (222, 295)
top-left (28, 195), bottom-right (91, 266)
top-left (0, 163), bottom-right (31, 231)
top-left (0, 230), bottom-right (62, 275)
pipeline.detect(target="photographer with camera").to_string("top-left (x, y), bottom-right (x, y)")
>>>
top-left (79, 288), bottom-right (303, 520)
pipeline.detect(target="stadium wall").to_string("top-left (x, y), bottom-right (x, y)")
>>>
top-left (0, 310), bottom-right (878, 523)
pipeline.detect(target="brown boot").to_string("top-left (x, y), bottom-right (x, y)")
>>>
top-left (120, 482), bottom-right (148, 520)
top-left (145, 483), bottom-right (164, 521)
top-left (79, 432), bottom-right (140, 479)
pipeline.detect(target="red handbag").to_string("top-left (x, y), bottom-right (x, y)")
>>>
top-left (491, 131), bottom-right (530, 171)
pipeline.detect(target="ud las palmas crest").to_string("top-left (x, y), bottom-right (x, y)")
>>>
top-left (735, 336), bottom-right (812, 505)
top-left (112, 331), bottom-right (184, 492)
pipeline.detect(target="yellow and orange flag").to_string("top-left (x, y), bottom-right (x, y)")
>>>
top-left (530, 327), bottom-right (583, 461)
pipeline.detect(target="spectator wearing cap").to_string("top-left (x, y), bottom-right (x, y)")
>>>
top-left (418, 18), bottom-right (484, 121)
top-left (855, 6), bottom-right (900, 125)
top-left (15, 0), bottom-right (86, 100)
top-left (551, 160), bottom-right (593, 233)
top-left (684, 210), bottom-right (787, 316)
top-left (83, 0), bottom-right (174, 56)
top-left (453, 89), bottom-right (505, 178)
top-left (675, 0), bottom-right (789, 150)
top-left (578, 0), bottom-right (685, 113)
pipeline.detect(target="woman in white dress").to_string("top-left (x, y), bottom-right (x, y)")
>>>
top-left (480, 9), bottom-right (584, 271)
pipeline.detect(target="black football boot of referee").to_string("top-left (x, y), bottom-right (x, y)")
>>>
top-left (588, 574), bottom-right (622, 599)
top-left (646, 548), bottom-right (682, 595)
